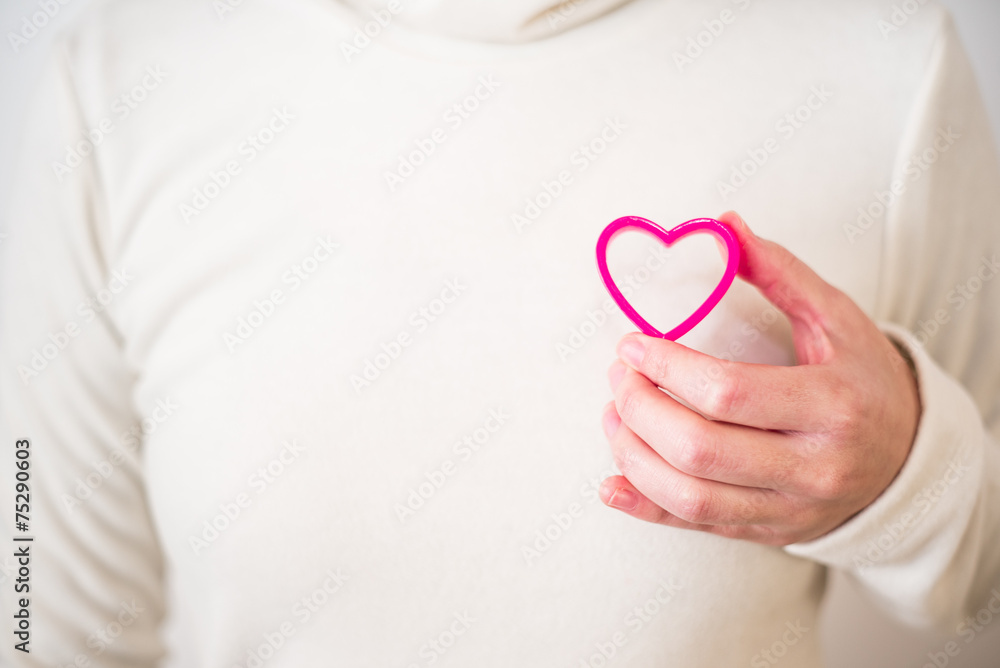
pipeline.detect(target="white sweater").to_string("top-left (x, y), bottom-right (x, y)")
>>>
top-left (2, 0), bottom-right (999, 666)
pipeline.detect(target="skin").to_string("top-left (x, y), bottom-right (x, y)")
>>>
top-left (598, 211), bottom-right (922, 546)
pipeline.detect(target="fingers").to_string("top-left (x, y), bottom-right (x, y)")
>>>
top-left (596, 211), bottom-right (884, 545)
top-left (719, 212), bottom-right (837, 330)
top-left (609, 211), bottom-right (863, 431)
top-left (597, 475), bottom-right (786, 544)
top-left (601, 402), bottom-right (789, 526)
top-left (608, 363), bottom-right (808, 491)
top-left (615, 335), bottom-right (834, 432)
top-left (598, 475), bottom-right (696, 526)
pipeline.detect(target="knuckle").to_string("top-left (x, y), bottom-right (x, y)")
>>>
top-left (616, 385), bottom-right (645, 425)
top-left (673, 484), bottom-right (712, 524)
top-left (748, 487), bottom-right (772, 513)
top-left (830, 401), bottom-right (864, 439)
top-left (701, 371), bottom-right (741, 419)
top-left (675, 428), bottom-right (717, 477)
top-left (768, 459), bottom-right (800, 490)
top-left (822, 382), bottom-right (866, 437)
top-left (799, 432), bottom-right (827, 456)
top-left (809, 466), bottom-right (852, 500)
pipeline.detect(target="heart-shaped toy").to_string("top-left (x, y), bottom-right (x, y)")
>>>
top-left (595, 216), bottom-right (740, 341)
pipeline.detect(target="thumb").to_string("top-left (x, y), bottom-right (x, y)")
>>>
top-left (717, 211), bottom-right (840, 364)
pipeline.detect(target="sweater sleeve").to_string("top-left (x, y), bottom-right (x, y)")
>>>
top-left (784, 12), bottom-right (1000, 629)
top-left (0, 43), bottom-right (166, 666)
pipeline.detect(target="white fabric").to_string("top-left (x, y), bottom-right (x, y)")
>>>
top-left (338, 0), bottom-right (636, 42)
top-left (1, 0), bottom-right (998, 666)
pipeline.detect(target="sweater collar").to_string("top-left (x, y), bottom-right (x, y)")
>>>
top-left (338, 0), bottom-right (636, 42)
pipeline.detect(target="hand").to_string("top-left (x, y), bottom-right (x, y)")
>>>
top-left (598, 211), bottom-right (922, 545)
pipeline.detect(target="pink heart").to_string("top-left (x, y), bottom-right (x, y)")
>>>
top-left (595, 216), bottom-right (741, 341)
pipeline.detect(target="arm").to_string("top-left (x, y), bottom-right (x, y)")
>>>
top-left (785, 11), bottom-right (1000, 628)
top-left (0, 43), bottom-right (166, 666)
top-left (597, 12), bottom-right (1000, 629)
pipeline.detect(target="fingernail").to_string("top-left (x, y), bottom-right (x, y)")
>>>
top-left (602, 406), bottom-right (620, 439)
top-left (608, 360), bottom-right (626, 390)
top-left (618, 339), bottom-right (644, 369)
top-left (608, 488), bottom-right (639, 511)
